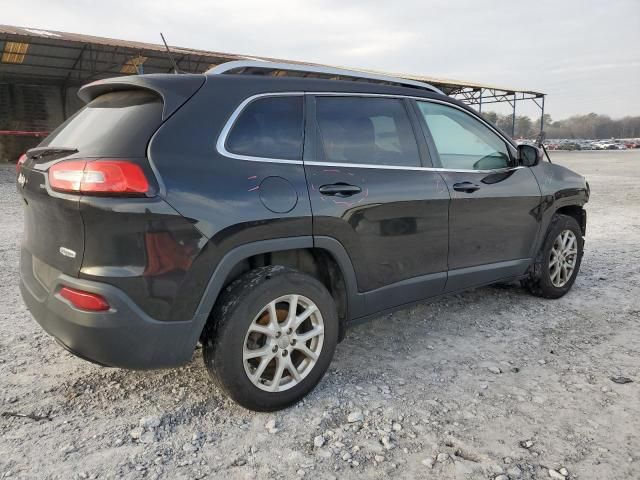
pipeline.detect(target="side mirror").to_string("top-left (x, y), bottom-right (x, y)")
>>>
top-left (517, 143), bottom-right (542, 167)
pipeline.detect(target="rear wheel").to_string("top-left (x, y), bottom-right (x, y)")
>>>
top-left (524, 214), bottom-right (584, 298)
top-left (202, 266), bottom-right (339, 411)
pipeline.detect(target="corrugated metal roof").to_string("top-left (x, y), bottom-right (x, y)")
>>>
top-left (0, 24), bottom-right (543, 97)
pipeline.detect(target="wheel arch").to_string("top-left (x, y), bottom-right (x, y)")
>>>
top-left (555, 204), bottom-right (586, 235)
top-left (187, 236), bottom-right (360, 351)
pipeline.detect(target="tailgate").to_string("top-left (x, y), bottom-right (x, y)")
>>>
top-left (20, 160), bottom-right (84, 276)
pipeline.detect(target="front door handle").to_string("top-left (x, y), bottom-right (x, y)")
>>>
top-left (452, 182), bottom-right (480, 193)
top-left (319, 183), bottom-right (362, 197)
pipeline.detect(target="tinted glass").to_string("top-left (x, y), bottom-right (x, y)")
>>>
top-left (417, 101), bottom-right (510, 170)
top-left (40, 90), bottom-right (163, 157)
top-left (226, 96), bottom-right (303, 160)
top-left (316, 97), bottom-right (420, 167)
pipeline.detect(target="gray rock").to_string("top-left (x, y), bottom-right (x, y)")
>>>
top-left (347, 410), bottom-right (363, 423)
top-left (139, 416), bottom-right (161, 429)
top-left (559, 467), bottom-right (569, 476)
top-left (60, 444), bottom-right (77, 455)
top-left (130, 427), bottom-right (144, 440)
top-left (519, 439), bottom-right (534, 449)
top-left (421, 457), bottom-right (434, 468)
top-left (495, 475), bottom-right (509, 480)
top-left (549, 469), bottom-right (565, 479)
top-left (436, 452), bottom-right (450, 462)
top-left (183, 443), bottom-right (198, 453)
top-left (265, 419), bottom-right (279, 434)
top-left (507, 466), bottom-right (523, 477)
top-left (139, 431), bottom-right (155, 444)
top-left (488, 366), bottom-right (502, 374)
top-left (313, 435), bottom-right (325, 448)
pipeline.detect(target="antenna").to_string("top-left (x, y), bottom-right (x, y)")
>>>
top-left (160, 33), bottom-right (180, 74)
top-left (536, 130), bottom-right (553, 163)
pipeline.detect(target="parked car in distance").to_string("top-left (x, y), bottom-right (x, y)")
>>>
top-left (18, 61), bottom-right (590, 411)
top-left (543, 139), bottom-right (640, 151)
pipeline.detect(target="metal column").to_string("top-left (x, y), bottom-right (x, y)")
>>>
top-left (511, 93), bottom-right (516, 137)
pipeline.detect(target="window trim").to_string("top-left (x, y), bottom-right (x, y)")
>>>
top-left (217, 92), bottom-right (305, 165)
top-left (216, 91), bottom-right (520, 173)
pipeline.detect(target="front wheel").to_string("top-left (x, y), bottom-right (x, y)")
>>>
top-left (523, 213), bottom-right (584, 299)
top-left (202, 266), bottom-right (339, 411)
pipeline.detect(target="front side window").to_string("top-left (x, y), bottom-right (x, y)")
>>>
top-left (226, 96), bottom-right (303, 160)
top-left (316, 96), bottom-right (421, 167)
top-left (417, 101), bottom-right (511, 170)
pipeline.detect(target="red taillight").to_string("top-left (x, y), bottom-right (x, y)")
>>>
top-left (49, 160), bottom-right (149, 196)
top-left (59, 287), bottom-right (110, 311)
top-left (16, 153), bottom-right (27, 173)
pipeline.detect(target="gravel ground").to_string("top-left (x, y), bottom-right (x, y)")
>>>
top-left (1, 150), bottom-right (639, 480)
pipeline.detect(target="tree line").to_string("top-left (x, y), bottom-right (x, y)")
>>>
top-left (481, 111), bottom-right (640, 139)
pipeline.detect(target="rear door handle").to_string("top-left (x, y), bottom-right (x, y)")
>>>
top-left (319, 183), bottom-right (362, 197)
top-left (452, 182), bottom-right (480, 193)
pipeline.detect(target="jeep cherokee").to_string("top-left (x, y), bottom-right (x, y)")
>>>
top-left (18, 61), bottom-right (589, 411)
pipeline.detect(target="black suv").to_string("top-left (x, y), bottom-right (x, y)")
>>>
top-left (18, 61), bottom-right (589, 411)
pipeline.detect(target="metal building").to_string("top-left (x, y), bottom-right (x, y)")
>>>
top-left (0, 24), bottom-right (545, 162)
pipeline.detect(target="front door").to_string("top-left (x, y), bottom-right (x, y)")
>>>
top-left (304, 95), bottom-right (450, 317)
top-left (414, 100), bottom-right (542, 291)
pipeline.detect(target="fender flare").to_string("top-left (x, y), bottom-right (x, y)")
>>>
top-left (530, 197), bottom-right (587, 268)
top-left (184, 236), bottom-right (362, 350)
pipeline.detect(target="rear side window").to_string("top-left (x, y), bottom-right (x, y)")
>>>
top-left (315, 96), bottom-right (421, 167)
top-left (40, 90), bottom-right (163, 157)
top-left (226, 96), bottom-right (303, 160)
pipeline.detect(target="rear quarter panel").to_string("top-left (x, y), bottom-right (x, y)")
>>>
top-left (146, 76), bottom-right (313, 319)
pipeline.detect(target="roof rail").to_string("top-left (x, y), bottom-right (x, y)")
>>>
top-left (206, 60), bottom-right (445, 95)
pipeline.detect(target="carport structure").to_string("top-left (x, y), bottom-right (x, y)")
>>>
top-left (0, 24), bottom-right (545, 161)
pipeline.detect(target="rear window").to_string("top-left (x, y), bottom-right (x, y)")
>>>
top-left (226, 96), bottom-right (303, 160)
top-left (40, 90), bottom-right (163, 157)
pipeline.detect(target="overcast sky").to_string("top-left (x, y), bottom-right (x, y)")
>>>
top-left (4, 0), bottom-right (639, 119)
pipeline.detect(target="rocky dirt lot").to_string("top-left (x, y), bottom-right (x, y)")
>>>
top-left (1, 151), bottom-right (639, 480)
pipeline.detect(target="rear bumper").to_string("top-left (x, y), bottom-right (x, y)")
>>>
top-left (20, 249), bottom-right (202, 369)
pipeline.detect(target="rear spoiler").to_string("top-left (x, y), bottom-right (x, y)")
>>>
top-left (78, 74), bottom-right (205, 121)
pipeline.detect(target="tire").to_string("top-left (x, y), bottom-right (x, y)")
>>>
top-left (523, 213), bottom-right (584, 299)
top-left (202, 266), bottom-right (339, 411)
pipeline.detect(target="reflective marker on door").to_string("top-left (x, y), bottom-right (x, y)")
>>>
top-left (59, 247), bottom-right (76, 259)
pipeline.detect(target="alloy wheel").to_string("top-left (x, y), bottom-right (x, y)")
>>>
top-left (243, 294), bottom-right (324, 392)
top-left (549, 229), bottom-right (578, 287)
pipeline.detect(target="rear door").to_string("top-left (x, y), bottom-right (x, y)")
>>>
top-left (304, 94), bottom-right (450, 316)
top-left (413, 100), bottom-right (542, 291)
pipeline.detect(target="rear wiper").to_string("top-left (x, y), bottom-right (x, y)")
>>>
top-left (27, 147), bottom-right (79, 160)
